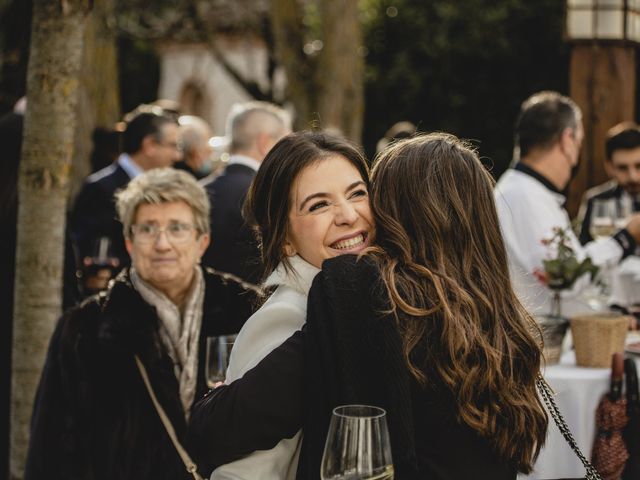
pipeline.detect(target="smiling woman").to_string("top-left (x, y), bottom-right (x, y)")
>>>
top-left (285, 154), bottom-right (374, 268)
top-left (188, 131), bottom-right (372, 478)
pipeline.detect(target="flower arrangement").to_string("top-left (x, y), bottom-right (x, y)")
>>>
top-left (533, 226), bottom-right (599, 318)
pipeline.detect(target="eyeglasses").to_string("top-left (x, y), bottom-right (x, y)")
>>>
top-left (130, 223), bottom-right (197, 244)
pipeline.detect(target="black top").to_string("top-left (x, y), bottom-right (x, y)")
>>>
top-left (174, 160), bottom-right (208, 180)
top-left (188, 255), bottom-right (518, 480)
top-left (201, 163), bottom-right (263, 285)
top-left (25, 267), bottom-right (256, 480)
top-left (69, 162), bottom-right (131, 269)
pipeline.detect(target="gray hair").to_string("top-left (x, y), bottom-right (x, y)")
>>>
top-left (115, 168), bottom-right (210, 239)
top-left (179, 115), bottom-right (211, 157)
top-left (515, 91), bottom-right (582, 159)
top-left (227, 101), bottom-right (291, 153)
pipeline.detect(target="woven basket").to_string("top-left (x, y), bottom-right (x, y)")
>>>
top-left (570, 314), bottom-right (629, 368)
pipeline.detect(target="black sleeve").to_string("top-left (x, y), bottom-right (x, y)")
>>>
top-left (578, 197), bottom-right (594, 245)
top-left (187, 329), bottom-right (305, 475)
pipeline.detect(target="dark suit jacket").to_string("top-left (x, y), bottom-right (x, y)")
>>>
top-left (201, 163), bottom-right (263, 284)
top-left (70, 161), bottom-right (131, 269)
top-left (577, 181), bottom-right (640, 245)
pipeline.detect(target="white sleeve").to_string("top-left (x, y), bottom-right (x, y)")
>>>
top-left (225, 297), bottom-right (305, 383)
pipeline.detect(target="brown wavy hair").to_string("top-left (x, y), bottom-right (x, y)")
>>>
top-left (368, 133), bottom-right (547, 472)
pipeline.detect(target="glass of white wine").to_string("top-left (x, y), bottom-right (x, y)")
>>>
top-left (320, 405), bottom-right (394, 480)
top-left (590, 198), bottom-right (617, 240)
top-left (204, 334), bottom-right (237, 388)
top-left (614, 195), bottom-right (634, 230)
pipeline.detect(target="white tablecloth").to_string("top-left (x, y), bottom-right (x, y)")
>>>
top-left (520, 350), bottom-right (640, 479)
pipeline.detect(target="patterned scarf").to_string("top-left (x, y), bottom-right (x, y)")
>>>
top-left (130, 267), bottom-right (204, 420)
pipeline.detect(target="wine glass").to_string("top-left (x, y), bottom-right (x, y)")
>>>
top-left (320, 405), bottom-right (394, 480)
top-left (589, 198), bottom-right (616, 240)
top-left (205, 334), bottom-right (237, 388)
top-left (614, 195), bottom-right (634, 230)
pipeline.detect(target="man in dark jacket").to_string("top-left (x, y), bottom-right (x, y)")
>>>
top-left (578, 122), bottom-right (640, 244)
top-left (69, 108), bottom-right (180, 298)
top-left (200, 102), bottom-right (290, 285)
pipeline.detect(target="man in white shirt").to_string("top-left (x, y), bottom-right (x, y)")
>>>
top-left (201, 102), bottom-right (291, 285)
top-left (494, 91), bottom-right (640, 317)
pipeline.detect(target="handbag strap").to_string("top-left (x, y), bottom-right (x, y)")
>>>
top-left (536, 374), bottom-right (603, 480)
top-left (134, 355), bottom-right (204, 480)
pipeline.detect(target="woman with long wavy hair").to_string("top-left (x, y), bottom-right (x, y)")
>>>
top-left (189, 132), bottom-right (547, 479)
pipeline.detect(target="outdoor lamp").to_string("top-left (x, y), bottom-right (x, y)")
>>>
top-left (566, 0), bottom-right (640, 43)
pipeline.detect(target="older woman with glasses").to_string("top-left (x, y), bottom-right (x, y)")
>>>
top-left (25, 168), bottom-right (257, 480)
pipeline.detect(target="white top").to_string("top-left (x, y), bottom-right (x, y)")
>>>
top-left (494, 168), bottom-right (623, 317)
top-left (211, 255), bottom-right (320, 480)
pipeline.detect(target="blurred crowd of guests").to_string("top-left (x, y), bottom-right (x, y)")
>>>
top-left (1, 88), bottom-right (640, 479)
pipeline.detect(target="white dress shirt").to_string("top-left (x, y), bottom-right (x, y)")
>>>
top-left (494, 167), bottom-right (624, 317)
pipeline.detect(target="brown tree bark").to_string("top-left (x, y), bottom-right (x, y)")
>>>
top-left (271, 0), bottom-right (364, 142)
top-left (10, 1), bottom-right (90, 478)
top-left (70, 0), bottom-right (121, 200)
top-left (316, 0), bottom-right (364, 141)
top-left (568, 44), bottom-right (636, 218)
top-left (270, 0), bottom-right (314, 127)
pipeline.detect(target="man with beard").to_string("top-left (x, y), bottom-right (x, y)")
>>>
top-left (578, 122), bottom-right (640, 244)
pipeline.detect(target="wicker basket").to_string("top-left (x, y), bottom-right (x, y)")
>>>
top-left (570, 313), bottom-right (630, 368)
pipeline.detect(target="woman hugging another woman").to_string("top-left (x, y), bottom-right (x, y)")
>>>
top-left (189, 132), bottom-right (547, 480)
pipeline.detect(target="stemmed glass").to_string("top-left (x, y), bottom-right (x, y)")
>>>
top-left (589, 198), bottom-right (617, 240)
top-left (204, 334), bottom-right (237, 388)
top-left (320, 405), bottom-right (394, 480)
top-left (614, 195), bottom-right (634, 230)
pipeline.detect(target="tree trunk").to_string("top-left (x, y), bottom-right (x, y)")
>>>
top-left (567, 44), bottom-right (636, 218)
top-left (316, 0), bottom-right (364, 141)
top-left (271, 0), bottom-right (364, 142)
top-left (270, 0), bottom-right (315, 129)
top-left (70, 0), bottom-right (120, 201)
top-left (10, 1), bottom-right (90, 478)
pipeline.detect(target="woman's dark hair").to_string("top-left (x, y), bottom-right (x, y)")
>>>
top-left (368, 133), bottom-right (547, 472)
top-left (605, 121), bottom-right (640, 160)
top-left (243, 130), bottom-right (370, 279)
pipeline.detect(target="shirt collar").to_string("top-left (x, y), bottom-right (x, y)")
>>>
top-left (117, 153), bottom-right (144, 179)
top-left (264, 255), bottom-right (320, 296)
top-left (514, 162), bottom-right (563, 195)
top-left (227, 154), bottom-right (261, 172)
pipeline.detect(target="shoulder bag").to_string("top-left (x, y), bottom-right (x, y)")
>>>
top-left (134, 355), bottom-right (204, 480)
top-left (536, 375), bottom-right (604, 480)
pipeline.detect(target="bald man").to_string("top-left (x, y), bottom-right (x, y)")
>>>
top-left (201, 102), bottom-right (291, 285)
top-left (175, 115), bottom-right (214, 180)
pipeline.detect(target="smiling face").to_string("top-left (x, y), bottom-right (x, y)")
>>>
top-left (125, 200), bottom-right (209, 304)
top-left (284, 155), bottom-right (374, 269)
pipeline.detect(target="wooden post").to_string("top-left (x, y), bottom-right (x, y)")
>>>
top-left (567, 43), bottom-right (636, 218)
